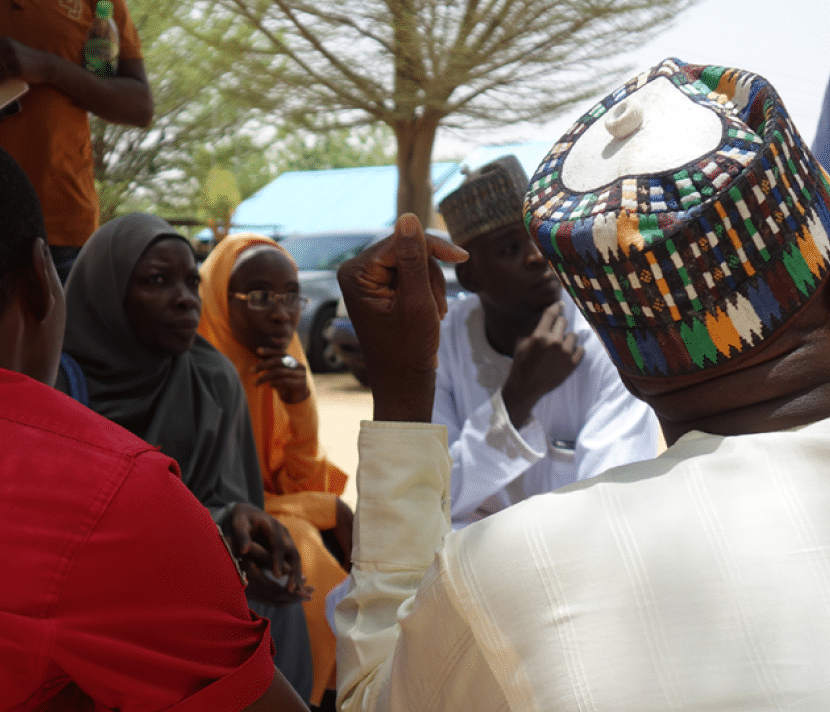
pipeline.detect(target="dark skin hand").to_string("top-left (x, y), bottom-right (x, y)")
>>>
top-left (229, 502), bottom-right (313, 606)
top-left (338, 214), bottom-right (468, 423)
top-left (253, 346), bottom-right (311, 403)
top-left (333, 497), bottom-right (354, 572)
top-left (241, 667), bottom-right (309, 712)
top-left (0, 36), bottom-right (153, 126)
top-left (501, 300), bottom-right (585, 429)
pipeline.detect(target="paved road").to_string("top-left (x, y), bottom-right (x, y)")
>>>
top-left (314, 371), bottom-right (372, 509)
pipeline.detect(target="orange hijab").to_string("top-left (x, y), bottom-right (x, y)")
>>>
top-left (198, 233), bottom-right (347, 496)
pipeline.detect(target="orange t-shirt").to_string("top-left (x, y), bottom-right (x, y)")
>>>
top-left (0, 0), bottom-right (143, 247)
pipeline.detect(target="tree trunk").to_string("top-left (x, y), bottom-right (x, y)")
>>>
top-left (394, 112), bottom-right (440, 228)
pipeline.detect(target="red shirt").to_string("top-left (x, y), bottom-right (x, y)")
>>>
top-left (0, 369), bottom-right (275, 711)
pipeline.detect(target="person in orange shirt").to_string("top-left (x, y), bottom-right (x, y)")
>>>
top-left (199, 232), bottom-right (354, 709)
top-left (0, 0), bottom-right (154, 282)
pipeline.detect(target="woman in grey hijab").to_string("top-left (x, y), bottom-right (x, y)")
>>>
top-left (56, 212), bottom-right (313, 702)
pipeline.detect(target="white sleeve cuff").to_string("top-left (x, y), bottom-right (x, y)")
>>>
top-left (489, 390), bottom-right (546, 463)
top-left (354, 421), bottom-right (452, 568)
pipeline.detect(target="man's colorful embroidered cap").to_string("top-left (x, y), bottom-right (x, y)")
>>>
top-left (524, 58), bottom-right (830, 379)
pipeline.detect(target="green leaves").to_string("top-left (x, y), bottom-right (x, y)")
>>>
top-left (95, 0), bottom-right (697, 228)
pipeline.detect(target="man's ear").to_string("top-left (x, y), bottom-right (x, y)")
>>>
top-left (20, 238), bottom-right (57, 323)
top-left (455, 259), bottom-right (480, 294)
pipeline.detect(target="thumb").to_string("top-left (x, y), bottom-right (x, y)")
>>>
top-left (232, 508), bottom-right (253, 557)
top-left (394, 214), bottom-right (432, 309)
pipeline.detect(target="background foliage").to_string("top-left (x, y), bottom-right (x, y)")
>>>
top-left (96, 0), bottom-right (693, 226)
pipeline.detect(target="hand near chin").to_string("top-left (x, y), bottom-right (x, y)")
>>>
top-left (254, 346), bottom-right (311, 403)
top-left (229, 502), bottom-right (313, 607)
top-left (502, 300), bottom-right (585, 429)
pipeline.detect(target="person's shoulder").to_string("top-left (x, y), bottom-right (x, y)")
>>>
top-left (437, 295), bottom-right (483, 373)
top-left (0, 370), bottom-right (180, 534)
top-left (110, 0), bottom-right (139, 26)
top-left (189, 335), bottom-right (246, 397)
top-left (442, 294), bottom-right (480, 332)
top-left (191, 334), bottom-right (238, 371)
top-left (0, 369), bottom-right (154, 459)
top-left (449, 453), bottom-right (666, 557)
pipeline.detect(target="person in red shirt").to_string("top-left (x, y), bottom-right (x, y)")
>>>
top-left (0, 148), bottom-right (307, 710)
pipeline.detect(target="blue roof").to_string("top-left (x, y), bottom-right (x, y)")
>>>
top-left (212, 161), bottom-right (458, 239)
top-left (432, 141), bottom-right (554, 205)
top-left (195, 141), bottom-right (558, 242)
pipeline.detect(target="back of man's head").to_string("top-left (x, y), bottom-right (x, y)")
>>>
top-left (439, 155), bottom-right (528, 247)
top-left (524, 58), bottom-right (830, 388)
top-left (0, 148), bottom-right (47, 314)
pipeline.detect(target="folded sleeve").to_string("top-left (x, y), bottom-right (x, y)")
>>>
top-left (336, 422), bottom-right (452, 712)
top-left (52, 449), bottom-right (276, 712)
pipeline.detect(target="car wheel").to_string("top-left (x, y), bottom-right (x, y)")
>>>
top-left (307, 305), bottom-right (346, 373)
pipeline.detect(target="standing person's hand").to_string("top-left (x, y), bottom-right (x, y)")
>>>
top-left (337, 213), bottom-right (468, 422)
top-left (253, 347), bottom-right (311, 404)
top-left (229, 502), bottom-right (313, 607)
top-left (0, 36), bottom-right (45, 84)
top-left (501, 301), bottom-right (585, 428)
top-left (0, 35), bottom-right (153, 127)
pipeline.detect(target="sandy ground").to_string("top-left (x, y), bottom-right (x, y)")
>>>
top-left (314, 372), bottom-right (372, 510)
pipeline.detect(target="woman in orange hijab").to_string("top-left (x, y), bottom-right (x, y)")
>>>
top-left (198, 232), bottom-right (352, 708)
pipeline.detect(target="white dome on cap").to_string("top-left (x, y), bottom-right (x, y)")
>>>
top-left (562, 76), bottom-right (735, 193)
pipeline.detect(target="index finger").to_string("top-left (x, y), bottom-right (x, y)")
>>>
top-left (231, 509), bottom-right (253, 556)
top-left (536, 301), bottom-right (564, 333)
top-left (424, 232), bottom-right (468, 318)
top-left (424, 231), bottom-right (468, 265)
top-left (338, 219), bottom-right (467, 296)
top-left (395, 215), bottom-right (469, 318)
top-left (282, 541), bottom-right (305, 593)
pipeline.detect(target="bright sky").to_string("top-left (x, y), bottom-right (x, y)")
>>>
top-left (434, 0), bottom-right (830, 158)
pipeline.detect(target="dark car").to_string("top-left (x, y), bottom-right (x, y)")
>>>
top-left (326, 264), bottom-right (468, 387)
top-left (277, 229), bottom-right (391, 372)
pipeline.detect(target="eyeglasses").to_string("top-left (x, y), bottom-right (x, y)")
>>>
top-left (228, 290), bottom-right (309, 311)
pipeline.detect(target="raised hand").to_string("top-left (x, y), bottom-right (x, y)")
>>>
top-left (501, 300), bottom-right (585, 429)
top-left (337, 213), bottom-right (467, 422)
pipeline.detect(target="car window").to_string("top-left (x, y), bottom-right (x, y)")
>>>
top-left (279, 234), bottom-right (375, 270)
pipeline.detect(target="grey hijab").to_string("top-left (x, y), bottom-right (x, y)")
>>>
top-left (58, 212), bottom-right (264, 518)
